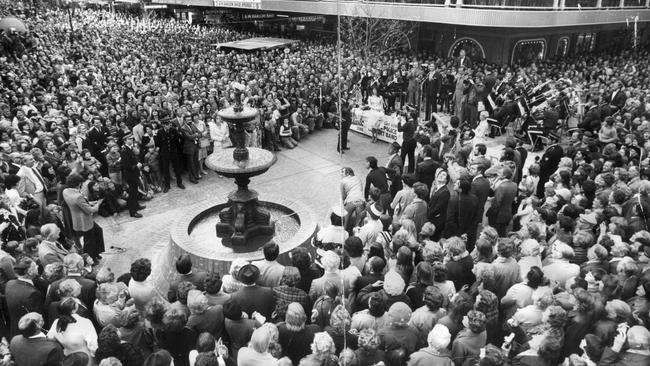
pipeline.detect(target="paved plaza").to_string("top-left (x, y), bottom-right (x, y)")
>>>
top-left (97, 128), bottom-right (514, 276)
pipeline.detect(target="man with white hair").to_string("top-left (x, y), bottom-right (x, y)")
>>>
top-left (37, 223), bottom-right (69, 266)
top-left (542, 242), bottom-right (580, 289)
top-left (600, 325), bottom-right (650, 365)
top-left (45, 253), bottom-right (97, 311)
top-left (309, 250), bottom-right (343, 303)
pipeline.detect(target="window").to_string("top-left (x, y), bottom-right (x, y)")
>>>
top-left (511, 38), bottom-right (546, 65)
top-left (448, 37), bottom-right (486, 60)
top-left (556, 37), bottom-right (570, 58)
top-left (575, 32), bottom-right (597, 54)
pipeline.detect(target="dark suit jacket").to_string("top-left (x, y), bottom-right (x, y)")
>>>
top-left (607, 89), bottom-right (627, 110)
top-left (155, 127), bottom-right (182, 156)
top-left (5, 279), bottom-right (44, 337)
top-left (180, 122), bottom-right (200, 155)
top-left (444, 192), bottom-right (480, 238)
top-left (231, 285), bottom-right (275, 319)
top-left (428, 185), bottom-right (450, 236)
top-left (87, 126), bottom-right (108, 157)
top-left (46, 275), bottom-right (97, 311)
top-left (487, 180), bottom-right (518, 224)
top-left (10, 335), bottom-right (64, 366)
top-left (120, 145), bottom-right (140, 182)
top-left (471, 176), bottom-right (491, 223)
top-left (457, 56), bottom-right (473, 69)
top-left (167, 270), bottom-right (208, 302)
top-left (416, 159), bottom-right (440, 191)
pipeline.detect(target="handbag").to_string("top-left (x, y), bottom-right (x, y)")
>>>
top-left (199, 138), bottom-right (211, 148)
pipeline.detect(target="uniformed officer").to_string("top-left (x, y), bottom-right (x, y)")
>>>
top-left (155, 117), bottom-right (185, 193)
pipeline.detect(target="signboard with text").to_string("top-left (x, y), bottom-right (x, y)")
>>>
top-left (350, 109), bottom-right (403, 144)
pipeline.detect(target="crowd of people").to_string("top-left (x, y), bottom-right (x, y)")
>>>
top-left (1, 0), bottom-right (650, 365)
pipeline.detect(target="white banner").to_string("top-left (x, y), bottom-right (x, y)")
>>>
top-left (351, 109), bottom-right (403, 144)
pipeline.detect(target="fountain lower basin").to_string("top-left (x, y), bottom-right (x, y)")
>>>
top-left (160, 195), bottom-right (319, 276)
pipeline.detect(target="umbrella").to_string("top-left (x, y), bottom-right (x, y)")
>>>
top-left (0, 17), bottom-right (28, 33)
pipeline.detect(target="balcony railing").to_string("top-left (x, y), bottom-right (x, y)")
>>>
top-left (361, 0), bottom-right (650, 9)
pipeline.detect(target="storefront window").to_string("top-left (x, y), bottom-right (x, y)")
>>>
top-left (575, 32), bottom-right (597, 54)
top-left (448, 37), bottom-right (485, 60)
top-left (556, 37), bottom-right (569, 58)
top-left (511, 39), bottom-right (545, 65)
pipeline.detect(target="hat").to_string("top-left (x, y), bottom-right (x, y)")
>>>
top-left (160, 117), bottom-right (171, 124)
top-left (124, 133), bottom-right (134, 140)
top-left (367, 203), bottom-right (383, 220)
top-left (388, 302), bottom-right (412, 325)
top-left (320, 250), bottom-right (340, 272)
top-left (238, 264), bottom-right (259, 285)
top-left (428, 324), bottom-right (452, 350)
top-left (391, 141), bottom-right (401, 150)
top-left (484, 165), bottom-right (499, 177)
top-left (144, 350), bottom-right (173, 366)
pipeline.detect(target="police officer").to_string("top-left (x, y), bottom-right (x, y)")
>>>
top-left (155, 117), bottom-right (185, 193)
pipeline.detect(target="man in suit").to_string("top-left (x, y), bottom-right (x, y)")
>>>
top-left (444, 178), bottom-right (480, 251)
top-left (17, 154), bottom-right (47, 215)
top-left (6, 258), bottom-right (43, 337)
top-left (62, 173), bottom-right (105, 261)
top-left (364, 156), bottom-right (392, 210)
top-left (252, 242), bottom-right (285, 288)
top-left (536, 142), bottom-right (564, 198)
top-left (45, 253), bottom-right (97, 312)
top-left (423, 64), bottom-right (442, 121)
top-left (493, 94), bottom-right (518, 126)
top-left (605, 80), bottom-right (627, 114)
top-left (87, 117), bottom-right (109, 176)
top-left (486, 166), bottom-right (518, 237)
top-left (406, 62), bottom-right (423, 107)
top-left (37, 223), bottom-right (69, 266)
top-left (337, 97), bottom-right (352, 153)
top-left (470, 161), bottom-right (491, 227)
top-left (180, 114), bottom-right (201, 183)
top-left (167, 254), bottom-right (207, 302)
top-left (456, 49), bottom-right (473, 69)
top-left (541, 100), bottom-right (560, 134)
top-left (120, 134), bottom-right (145, 218)
top-left (230, 264), bottom-right (275, 319)
top-left (415, 146), bottom-right (440, 192)
top-left (9, 312), bottom-right (63, 366)
top-left (7, 152), bottom-right (22, 175)
top-left (578, 97), bottom-right (601, 132)
top-left (428, 169), bottom-right (451, 241)
top-left (155, 117), bottom-right (185, 193)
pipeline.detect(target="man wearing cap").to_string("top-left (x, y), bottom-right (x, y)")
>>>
top-left (486, 165), bottom-right (518, 237)
top-left (9, 312), bottom-right (63, 366)
top-left (309, 250), bottom-right (344, 303)
top-left (5, 257), bottom-right (43, 337)
top-left (155, 117), bottom-right (185, 192)
top-left (230, 264), bottom-right (275, 319)
top-left (121, 134), bottom-right (145, 218)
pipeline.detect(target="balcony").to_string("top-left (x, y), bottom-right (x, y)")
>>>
top-left (154, 0), bottom-right (650, 27)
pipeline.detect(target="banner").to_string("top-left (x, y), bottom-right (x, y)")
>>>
top-left (350, 109), bottom-right (403, 144)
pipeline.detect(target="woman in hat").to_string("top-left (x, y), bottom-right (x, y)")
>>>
top-left (407, 324), bottom-right (453, 366)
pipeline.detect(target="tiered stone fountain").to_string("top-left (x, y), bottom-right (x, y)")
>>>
top-left (156, 85), bottom-right (318, 279)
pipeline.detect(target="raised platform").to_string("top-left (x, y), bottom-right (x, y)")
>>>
top-left (213, 37), bottom-right (299, 51)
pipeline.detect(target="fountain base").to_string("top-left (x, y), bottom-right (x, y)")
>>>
top-left (216, 189), bottom-right (275, 250)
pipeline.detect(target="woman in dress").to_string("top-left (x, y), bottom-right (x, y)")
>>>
top-left (193, 114), bottom-right (209, 177)
top-left (208, 116), bottom-right (230, 153)
top-left (367, 88), bottom-right (385, 143)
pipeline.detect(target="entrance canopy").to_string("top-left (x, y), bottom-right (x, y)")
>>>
top-left (213, 37), bottom-right (299, 51)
